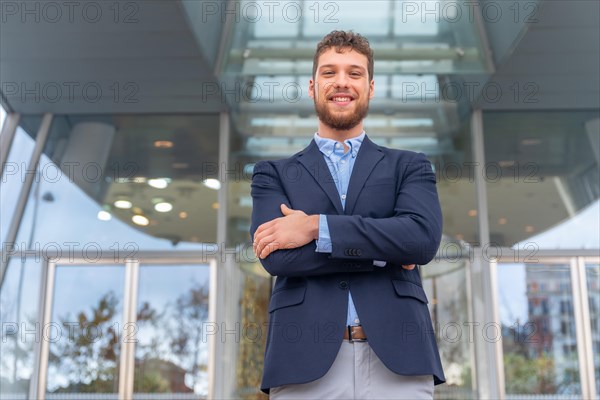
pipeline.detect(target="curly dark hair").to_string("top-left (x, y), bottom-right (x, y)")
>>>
top-left (312, 30), bottom-right (374, 81)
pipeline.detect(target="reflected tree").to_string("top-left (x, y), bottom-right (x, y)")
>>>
top-left (169, 282), bottom-right (209, 391)
top-left (50, 291), bottom-right (157, 393)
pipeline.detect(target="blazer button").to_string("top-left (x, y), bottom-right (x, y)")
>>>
top-left (356, 249), bottom-right (362, 256)
top-left (339, 281), bottom-right (349, 290)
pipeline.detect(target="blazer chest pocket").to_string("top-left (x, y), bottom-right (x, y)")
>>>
top-left (268, 286), bottom-right (307, 313)
top-left (392, 280), bottom-right (429, 304)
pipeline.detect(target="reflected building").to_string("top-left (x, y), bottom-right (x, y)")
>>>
top-left (0, 1), bottom-right (599, 399)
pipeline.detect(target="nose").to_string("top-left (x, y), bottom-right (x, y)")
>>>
top-left (334, 72), bottom-right (350, 88)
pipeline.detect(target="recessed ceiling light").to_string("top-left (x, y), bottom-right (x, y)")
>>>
top-left (154, 202), bottom-right (173, 213)
top-left (148, 178), bottom-right (170, 189)
top-left (499, 160), bottom-right (516, 167)
top-left (172, 162), bottom-right (189, 169)
top-left (521, 139), bottom-right (541, 146)
top-left (154, 140), bottom-right (173, 148)
top-left (525, 225), bottom-right (534, 233)
top-left (179, 211), bottom-right (188, 219)
top-left (114, 200), bottom-right (132, 209)
top-left (97, 211), bottom-right (112, 221)
top-left (212, 202), bottom-right (219, 210)
top-left (498, 217), bottom-right (507, 225)
top-left (132, 215), bottom-right (150, 226)
top-left (203, 179), bottom-right (221, 190)
top-left (468, 209), bottom-right (477, 217)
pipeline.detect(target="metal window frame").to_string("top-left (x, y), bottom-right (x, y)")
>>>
top-left (0, 112), bottom-right (21, 176)
top-left (573, 256), bottom-right (599, 400)
top-left (470, 108), bottom-right (504, 399)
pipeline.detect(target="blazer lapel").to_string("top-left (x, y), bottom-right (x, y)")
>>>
top-left (345, 136), bottom-right (384, 215)
top-left (298, 140), bottom-right (344, 214)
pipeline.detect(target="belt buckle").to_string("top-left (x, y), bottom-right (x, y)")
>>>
top-left (347, 325), bottom-right (366, 342)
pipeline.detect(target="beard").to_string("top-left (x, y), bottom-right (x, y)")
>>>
top-left (313, 95), bottom-right (370, 131)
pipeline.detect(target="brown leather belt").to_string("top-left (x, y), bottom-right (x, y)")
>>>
top-left (344, 325), bottom-right (367, 341)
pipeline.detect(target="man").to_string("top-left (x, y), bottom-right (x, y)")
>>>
top-left (251, 30), bottom-right (445, 399)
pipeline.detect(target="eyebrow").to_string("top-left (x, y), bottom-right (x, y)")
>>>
top-left (319, 64), bottom-right (366, 71)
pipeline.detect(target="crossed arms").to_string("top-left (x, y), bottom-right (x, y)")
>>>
top-left (250, 152), bottom-right (442, 277)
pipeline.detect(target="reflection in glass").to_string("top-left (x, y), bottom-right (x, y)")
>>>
top-left (234, 265), bottom-right (270, 400)
top-left (0, 258), bottom-right (42, 398)
top-left (422, 257), bottom-right (474, 399)
top-left (133, 265), bottom-right (210, 398)
top-left (586, 263), bottom-right (600, 395)
top-left (497, 263), bottom-right (581, 396)
top-left (15, 114), bottom-right (220, 250)
top-left (46, 265), bottom-right (125, 396)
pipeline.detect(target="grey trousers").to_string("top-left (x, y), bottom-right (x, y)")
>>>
top-left (269, 340), bottom-right (434, 399)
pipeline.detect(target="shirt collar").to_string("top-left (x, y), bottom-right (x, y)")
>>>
top-left (314, 131), bottom-right (365, 158)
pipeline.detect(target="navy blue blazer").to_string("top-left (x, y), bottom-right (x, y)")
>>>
top-left (250, 136), bottom-right (445, 393)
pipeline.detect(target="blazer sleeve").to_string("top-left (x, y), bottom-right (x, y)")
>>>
top-left (250, 160), bottom-right (374, 277)
top-left (326, 152), bottom-right (443, 266)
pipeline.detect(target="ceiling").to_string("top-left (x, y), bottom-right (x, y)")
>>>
top-left (476, 0), bottom-right (600, 110)
top-left (0, 0), bottom-right (225, 114)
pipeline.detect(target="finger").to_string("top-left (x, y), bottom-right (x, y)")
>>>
top-left (280, 204), bottom-right (294, 215)
top-left (402, 264), bottom-right (416, 270)
top-left (255, 219), bottom-right (276, 236)
top-left (256, 233), bottom-right (279, 259)
top-left (254, 224), bottom-right (275, 245)
top-left (254, 234), bottom-right (273, 259)
top-left (260, 241), bottom-right (280, 259)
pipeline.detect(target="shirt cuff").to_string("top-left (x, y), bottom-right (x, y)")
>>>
top-left (315, 214), bottom-right (332, 253)
top-left (373, 260), bottom-right (387, 267)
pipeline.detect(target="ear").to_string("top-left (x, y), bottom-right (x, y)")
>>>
top-left (369, 79), bottom-right (375, 100)
top-left (309, 79), bottom-right (315, 99)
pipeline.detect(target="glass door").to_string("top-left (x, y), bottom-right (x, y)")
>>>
top-left (32, 256), bottom-right (215, 400)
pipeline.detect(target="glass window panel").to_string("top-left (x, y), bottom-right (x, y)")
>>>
top-left (14, 114), bottom-right (221, 253)
top-left (484, 111), bottom-right (600, 248)
top-left (391, 75), bottom-right (439, 100)
top-left (133, 264), bottom-right (211, 398)
top-left (46, 264), bottom-right (125, 396)
top-left (0, 258), bottom-right (43, 399)
top-left (393, 0), bottom-right (438, 36)
top-left (233, 264), bottom-right (271, 400)
top-left (423, 259), bottom-right (475, 399)
top-left (302, 1), bottom-right (391, 37)
top-left (585, 262), bottom-right (600, 396)
top-left (252, 1), bottom-right (299, 38)
top-left (497, 263), bottom-right (582, 396)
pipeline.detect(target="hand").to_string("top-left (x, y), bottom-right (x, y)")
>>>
top-left (253, 204), bottom-right (319, 259)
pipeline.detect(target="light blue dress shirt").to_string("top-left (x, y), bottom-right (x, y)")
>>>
top-left (313, 131), bottom-right (386, 327)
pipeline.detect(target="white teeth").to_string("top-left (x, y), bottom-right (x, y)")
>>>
top-left (332, 97), bottom-right (351, 102)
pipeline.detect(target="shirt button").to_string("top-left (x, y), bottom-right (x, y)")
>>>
top-left (341, 194), bottom-right (346, 200)
top-left (339, 281), bottom-right (349, 290)
top-left (354, 318), bottom-right (360, 324)
top-left (340, 159), bottom-right (346, 164)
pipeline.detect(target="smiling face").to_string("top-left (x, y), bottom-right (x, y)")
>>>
top-left (309, 47), bottom-right (375, 138)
